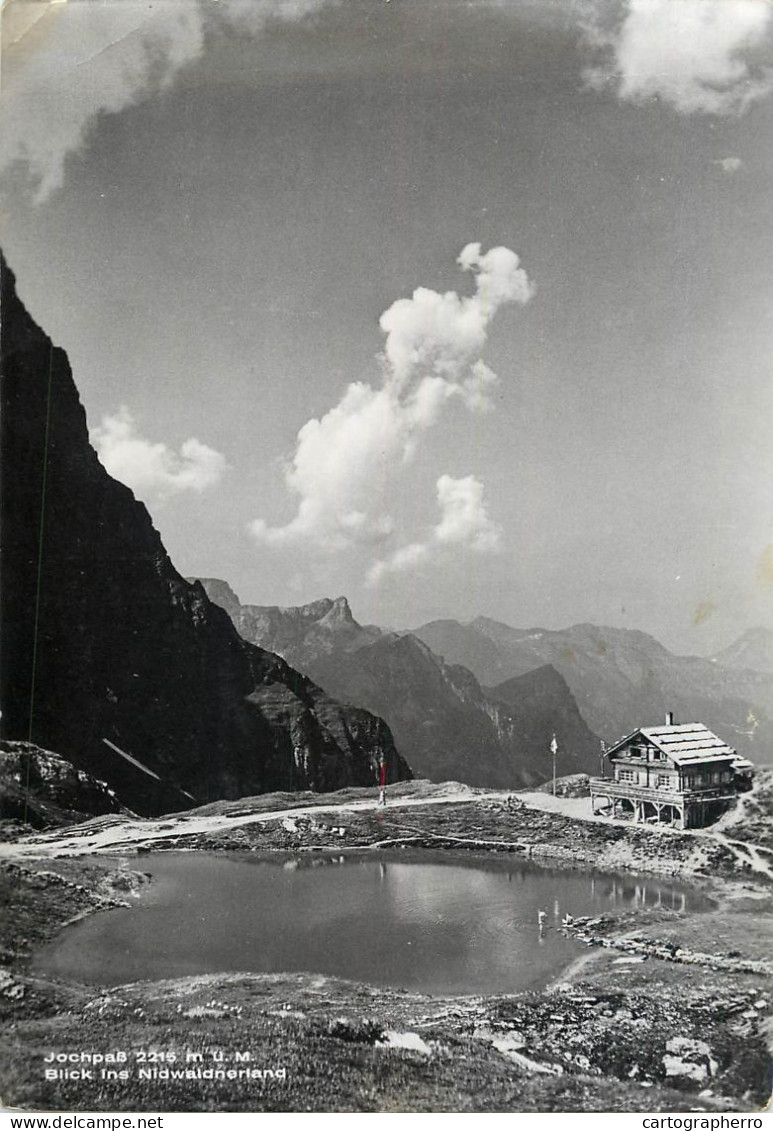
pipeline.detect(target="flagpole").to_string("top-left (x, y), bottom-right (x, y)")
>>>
top-left (551, 733), bottom-right (557, 796)
top-left (379, 754), bottom-right (387, 807)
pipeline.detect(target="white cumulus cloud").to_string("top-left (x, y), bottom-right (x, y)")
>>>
top-left (91, 406), bottom-right (227, 499)
top-left (366, 542), bottom-right (431, 586)
top-left (380, 243), bottom-right (533, 390)
top-left (433, 474), bottom-right (502, 551)
top-left (714, 156), bottom-right (744, 173)
top-left (582, 0), bottom-right (773, 116)
top-left (366, 474), bottom-right (502, 586)
top-left (249, 244), bottom-right (532, 559)
top-left (0, 0), bottom-right (336, 203)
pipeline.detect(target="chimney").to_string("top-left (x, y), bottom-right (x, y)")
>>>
top-left (665, 711), bottom-right (674, 726)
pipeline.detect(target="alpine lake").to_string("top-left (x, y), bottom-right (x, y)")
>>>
top-left (35, 850), bottom-right (711, 994)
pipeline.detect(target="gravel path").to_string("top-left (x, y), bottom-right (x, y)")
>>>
top-left (0, 786), bottom-right (481, 859)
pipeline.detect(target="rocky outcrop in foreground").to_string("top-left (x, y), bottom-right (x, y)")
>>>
top-left (0, 741), bottom-right (130, 830)
top-left (0, 257), bottom-right (409, 814)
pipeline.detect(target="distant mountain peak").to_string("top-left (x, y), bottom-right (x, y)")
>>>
top-left (499, 663), bottom-right (567, 690)
top-left (412, 613), bottom-right (773, 762)
top-left (319, 596), bottom-right (355, 625)
top-left (257, 594), bottom-right (356, 626)
top-left (712, 627), bottom-right (773, 675)
top-left (187, 577), bottom-right (242, 614)
top-left (193, 583), bottom-right (380, 669)
top-left (272, 596), bottom-right (337, 622)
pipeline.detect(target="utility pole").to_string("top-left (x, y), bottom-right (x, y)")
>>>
top-left (550, 733), bottom-right (558, 796)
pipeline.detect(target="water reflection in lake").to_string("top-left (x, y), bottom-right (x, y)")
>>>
top-left (35, 851), bottom-right (709, 995)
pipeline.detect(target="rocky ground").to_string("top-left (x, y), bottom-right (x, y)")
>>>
top-left (0, 781), bottom-right (771, 1113)
top-left (717, 775), bottom-right (773, 853)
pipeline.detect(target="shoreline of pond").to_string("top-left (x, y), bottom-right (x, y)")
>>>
top-left (1, 789), bottom-right (771, 1113)
top-left (29, 847), bottom-right (716, 995)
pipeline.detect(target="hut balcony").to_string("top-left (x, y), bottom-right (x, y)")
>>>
top-left (588, 778), bottom-right (737, 805)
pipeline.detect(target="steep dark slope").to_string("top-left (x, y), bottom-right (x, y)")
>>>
top-left (413, 616), bottom-right (773, 761)
top-left (0, 258), bottom-right (409, 813)
top-left (312, 633), bottom-right (515, 787)
top-left (487, 665), bottom-right (604, 780)
top-left (312, 638), bottom-right (601, 787)
top-left (197, 581), bottom-right (600, 788)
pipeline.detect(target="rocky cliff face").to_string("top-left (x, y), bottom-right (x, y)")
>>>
top-left (197, 581), bottom-right (601, 788)
top-left (0, 258), bottom-right (409, 814)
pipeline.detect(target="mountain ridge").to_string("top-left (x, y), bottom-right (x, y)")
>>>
top-left (196, 580), bottom-right (602, 788)
top-left (413, 615), bottom-right (773, 761)
top-left (711, 628), bottom-right (773, 676)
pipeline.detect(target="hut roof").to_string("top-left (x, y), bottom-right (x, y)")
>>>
top-left (606, 723), bottom-right (744, 767)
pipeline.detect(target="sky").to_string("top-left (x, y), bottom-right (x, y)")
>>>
top-left (2, 0), bottom-right (772, 654)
